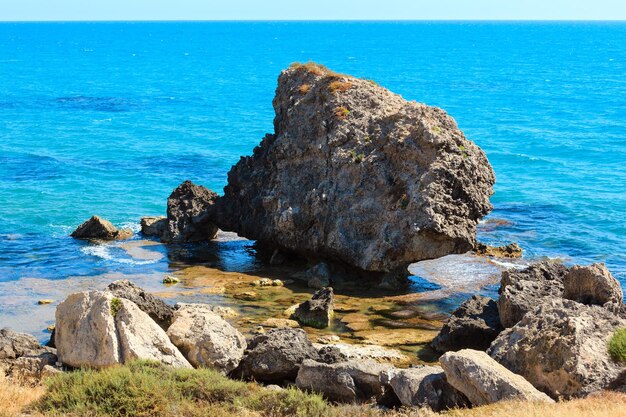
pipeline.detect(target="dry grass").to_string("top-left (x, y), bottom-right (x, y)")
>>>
top-left (290, 61), bottom-right (341, 77)
top-left (299, 84), bottom-right (311, 94)
top-left (328, 80), bottom-right (353, 94)
top-left (0, 374), bottom-right (46, 417)
top-left (335, 106), bottom-right (350, 119)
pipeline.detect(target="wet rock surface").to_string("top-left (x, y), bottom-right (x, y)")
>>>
top-left (474, 242), bottom-right (522, 258)
top-left (162, 180), bottom-right (219, 243)
top-left (292, 287), bottom-right (334, 328)
top-left (70, 215), bottom-right (132, 241)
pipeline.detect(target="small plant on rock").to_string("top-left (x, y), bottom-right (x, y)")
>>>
top-left (328, 80), bottom-right (353, 94)
top-left (609, 327), bottom-right (626, 364)
top-left (335, 107), bottom-right (350, 119)
top-left (299, 84), bottom-right (311, 94)
top-left (110, 298), bottom-right (122, 317)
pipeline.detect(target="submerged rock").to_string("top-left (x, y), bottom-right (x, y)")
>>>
top-left (216, 63), bottom-right (495, 274)
top-left (440, 349), bottom-right (553, 405)
top-left (70, 215), bottom-right (132, 241)
top-left (162, 180), bottom-right (219, 243)
top-left (474, 242), bottom-right (522, 258)
top-left (563, 263), bottom-right (623, 308)
top-left (292, 287), bottom-right (334, 328)
top-left (488, 298), bottom-right (626, 399)
top-left (498, 260), bottom-right (569, 328)
top-left (107, 280), bottom-right (174, 329)
top-left (140, 216), bottom-right (167, 237)
top-left (432, 295), bottom-right (503, 352)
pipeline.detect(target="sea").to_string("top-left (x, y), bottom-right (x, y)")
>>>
top-left (0, 21), bottom-right (625, 336)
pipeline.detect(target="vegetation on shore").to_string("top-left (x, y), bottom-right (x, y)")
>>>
top-left (608, 327), bottom-right (626, 364)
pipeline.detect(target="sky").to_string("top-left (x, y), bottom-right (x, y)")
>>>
top-left (1, 0), bottom-right (626, 21)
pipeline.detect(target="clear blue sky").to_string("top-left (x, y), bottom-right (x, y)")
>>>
top-left (1, 0), bottom-right (625, 21)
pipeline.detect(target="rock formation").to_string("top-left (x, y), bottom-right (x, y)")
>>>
top-left (563, 263), bottom-right (623, 308)
top-left (215, 63), bottom-right (495, 274)
top-left (0, 328), bottom-right (59, 385)
top-left (140, 216), bottom-right (167, 237)
top-left (107, 280), bottom-right (174, 329)
top-left (71, 215), bottom-right (132, 241)
top-left (292, 287), bottom-right (334, 328)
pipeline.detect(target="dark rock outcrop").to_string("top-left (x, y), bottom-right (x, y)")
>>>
top-left (563, 263), bottom-right (623, 308)
top-left (162, 180), bottom-right (219, 243)
top-left (106, 280), bottom-right (174, 329)
top-left (215, 63), bottom-right (495, 274)
top-left (293, 287), bottom-right (334, 329)
top-left (432, 295), bottom-right (503, 352)
top-left (232, 328), bottom-right (319, 383)
top-left (498, 261), bottom-right (569, 328)
top-left (71, 215), bottom-right (132, 241)
top-left (488, 299), bottom-right (626, 399)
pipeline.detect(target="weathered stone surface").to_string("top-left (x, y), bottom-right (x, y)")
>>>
top-left (0, 328), bottom-right (47, 359)
top-left (383, 365), bottom-right (469, 411)
top-left (140, 216), bottom-right (167, 237)
top-left (432, 295), bottom-right (503, 352)
top-left (488, 299), bottom-right (626, 399)
top-left (296, 359), bottom-right (394, 404)
top-left (315, 343), bottom-right (408, 364)
top-left (162, 180), bottom-right (219, 243)
top-left (107, 280), bottom-right (174, 329)
top-left (292, 262), bottom-right (332, 289)
top-left (498, 261), bottom-right (569, 328)
top-left (0, 328), bottom-right (59, 385)
top-left (474, 242), bottom-right (522, 258)
top-left (563, 263), bottom-right (623, 307)
top-left (293, 287), bottom-right (334, 328)
top-left (440, 349), bottom-right (554, 405)
top-left (70, 215), bottom-right (132, 240)
top-left (233, 328), bottom-right (318, 382)
top-left (216, 63), bottom-right (495, 274)
top-left (55, 291), bottom-right (190, 369)
top-left (167, 303), bottom-right (246, 373)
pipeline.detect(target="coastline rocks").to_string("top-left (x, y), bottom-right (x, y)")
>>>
top-left (383, 365), bottom-right (469, 411)
top-left (295, 359), bottom-right (394, 404)
top-left (70, 215), bottom-right (132, 241)
top-left (0, 328), bottom-right (59, 384)
top-left (107, 280), bottom-right (174, 329)
top-left (293, 287), bottom-right (334, 328)
top-left (55, 291), bottom-right (190, 369)
top-left (316, 343), bottom-right (408, 364)
top-left (432, 295), bottom-right (502, 352)
top-left (440, 349), bottom-right (554, 405)
top-left (233, 328), bottom-right (318, 383)
top-left (474, 242), bottom-right (522, 258)
top-left (166, 304), bottom-right (246, 373)
top-left (292, 262), bottom-right (332, 289)
top-left (162, 180), bottom-right (219, 243)
top-left (488, 299), bottom-right (626, 399)
top-left (216, 63), bottom-right (495, 273)
top-left (140, 216), bottom-right (167, 237)
top-left (0, 328), bottom-right (49, 359)
top-left (498, 261), bottom-right (569, 328)
top-left (563, 263), bottom-right (623, 307)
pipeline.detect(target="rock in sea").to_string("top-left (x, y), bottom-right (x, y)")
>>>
top-left (70, 215), bottom-right (132, 241)
top-left (215, 63), bottom-right (495, 274)
top-left (140, 216), bottom-right (167, 237)
top-left (292, 287), bottom-right (334, 329)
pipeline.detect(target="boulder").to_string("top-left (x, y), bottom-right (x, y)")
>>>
top-left (498, 261), bottom-right (569, 328)
top-left (292, 262), bottom-right (332, 289)
top-left (315, 343), bottom-right (408, 364)
top-left (296, 359), bottom-right (395, 404)
top-left (440, 349), bottom-right (554, 405)
top-left (216, 63), bottom-right (495, 274)
top-left (107, 280), bottom-right (174, 329)
top-left (383, 365), bottom-right (469, 411)
top-left (162, 180), bottom-right (219, 243)
top-left (166, 303), bottom-right (246, 373)
top-left (0, 328), bottom-right (59, 385)
top-left (55, 291), bottom-right (191, 369)
top-left (233, 328), bottom-right (318, 383)
top-left (563, 263), bottom-right (623, 307)
top-left (140, 216), bottom-right (167, 237)
top-left (0, 328), bottom-right (48, 359)
top-left (488, 299), bottom-right (626, 399)
top-left (432, 295), bottom-right (503, 352)
top-left (70, 215), bottom-right (132, 240)
top-left (293, 287), bottom-right (334, 328)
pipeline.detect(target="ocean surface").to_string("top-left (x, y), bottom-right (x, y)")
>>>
top-left (0, 22), bottom-right (625, 333)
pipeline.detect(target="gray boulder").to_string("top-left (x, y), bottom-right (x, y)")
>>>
top-left (166, 303), bottom-right (246, 373)
top-left (0, 328), bottom-right (59, 385)
top-left (563, 263), bottom-right (623, 307)
top-left (488, 298), bottom-right (626, 399)
top-left (71, 215), bottom-right (132, 241)
top-left (440, 349), bottom-right (554, 405)
top-left (162, 180), bottom-right (219, 243)
top-left (293, 287), bottom-right (334, 329)
top-left (216, 63), bottom-right (495, 274)
top-left (292, 262), bottom-right (331, 289)
top-left (107, 280), bottom-right (174, 329)
top-left (0, 328), bottom-right (48, 359)
top-left (140, 216), bottom-right (167, 237)
top-left (498, 261), bottom-right (569, 328)
top-left (432, 295), bottom-right (503, 352)
top-left (233, 328), bottom-right (318, 383)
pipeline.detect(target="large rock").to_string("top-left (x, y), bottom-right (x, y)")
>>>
top-left (140, 216), bottom-right (167, 237)
top-left (166, 303), bottom-right (246, 373)
top-left (233, 328), bottom-right (318, 383)
top-left (0, 328), bottom-right (48, 359)
top-left (70, 215), bottom-right (132, 240)
top-left (107, 280), bottom-right (174, 329)
top-left (0, 328), bottom-right (59, 385)
top-left (162, 180), bottom-right (219, 243)
top-left (432, 295), bottom-right (503, 352)
top-left (498, 261), bottom-right (569, 328)
top-left (216, 63), bottom-right (495, 273)
top-left (440, 349), bottom-right (554, 405)
top-left (488, 299), bottom-right (626, 399)
top-left (55, 291), bottom-right (191, 369)
top-left (292, 262), bottom-right (331, 289)
top-left (316, 343), bottom-right (408, 364)
top-left (383, 365), bottom-right (469, 411)
top-left (296, 359), bottom-right (395, 404)
top-left (563, 263), bottom-right (623, 308)
top-left (292, 287), bottom-right (334, 329)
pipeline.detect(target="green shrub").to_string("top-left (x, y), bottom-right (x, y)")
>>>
top-left (609, 328), bottom-right (626, 364)
top-left (110, 298), bottom-right (122, 317)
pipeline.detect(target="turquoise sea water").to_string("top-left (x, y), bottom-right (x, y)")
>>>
top-left (0, 21), bottom-right (625, 294)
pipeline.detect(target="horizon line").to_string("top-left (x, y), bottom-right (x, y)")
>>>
top-left (1, 18), bottom-right (626, 23)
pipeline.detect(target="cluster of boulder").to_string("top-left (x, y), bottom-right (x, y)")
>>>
top-left (430, 260), bottom-right (626, 400)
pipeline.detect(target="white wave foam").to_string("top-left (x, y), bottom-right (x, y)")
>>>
top-left (80, 244), bottom-right (159, 265)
